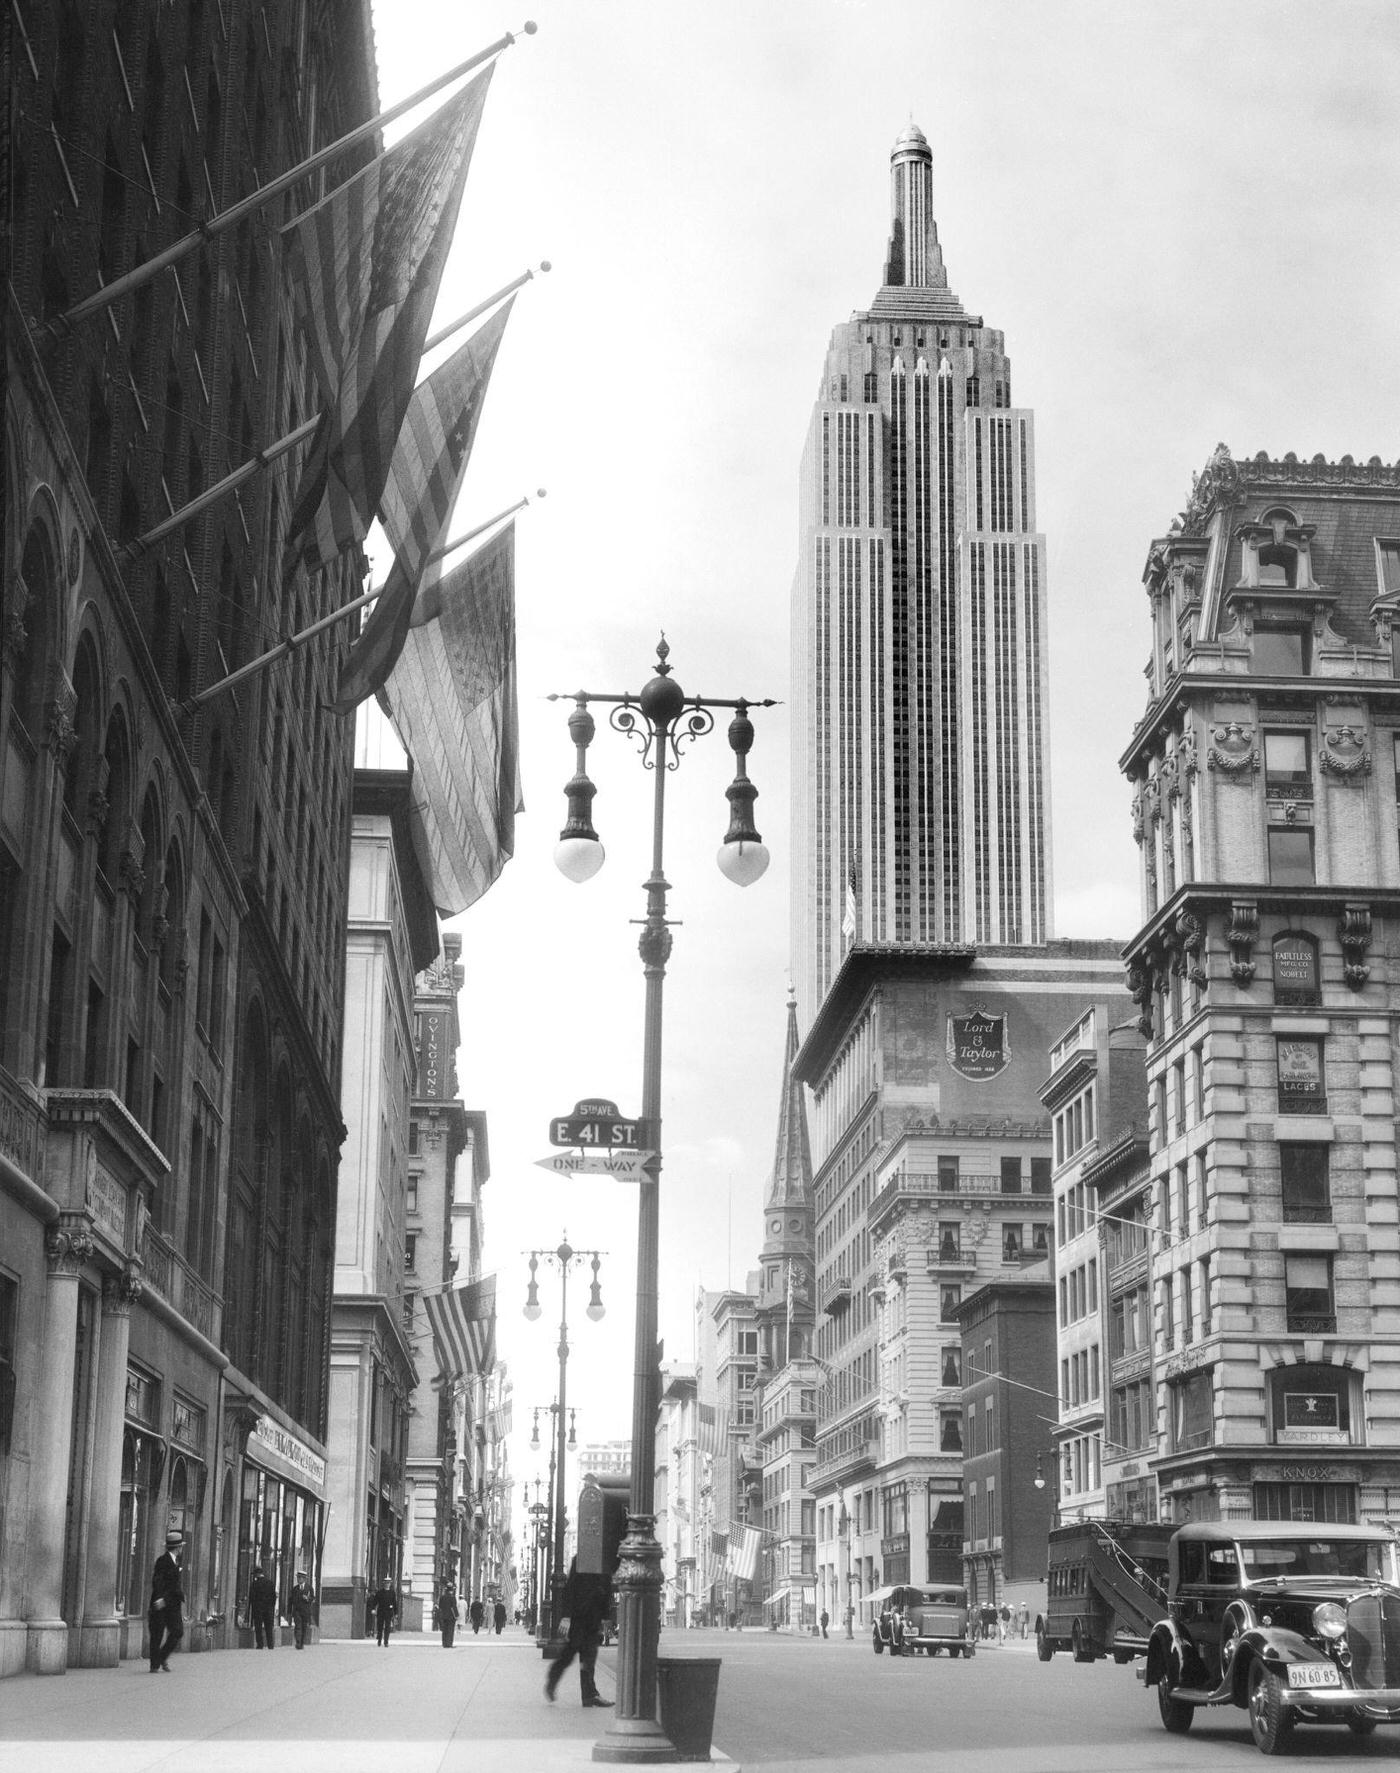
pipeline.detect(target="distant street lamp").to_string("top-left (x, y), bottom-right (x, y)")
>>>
top-left (524, 1237), bottom-right (604, 1640)
top-left (550, 637), bottom-right (774, 1761)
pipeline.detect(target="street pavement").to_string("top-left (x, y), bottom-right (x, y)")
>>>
top-left (0, 1625), bottom-right (737, 1773)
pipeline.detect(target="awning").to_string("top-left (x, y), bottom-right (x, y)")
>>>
top-left (762, 1588), bottom-right (794, 1609)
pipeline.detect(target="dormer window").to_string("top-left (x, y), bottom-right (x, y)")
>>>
top-left (1257, 544), bottom-right (1297, 587)
top-left (1254, 626), bottom-right (1310, 676)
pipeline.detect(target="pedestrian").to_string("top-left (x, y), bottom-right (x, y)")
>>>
top-left (148, 1529), bottom-right (186, 1673)
top-left (1017, 1600), bottom-right (1030, 1640)
top-left (370, 1579), bottom-right (397, 1646)
top-left (435, 1580), bottom-right (459, 1648)
top-left (493, 1598), bottom-right (507, 1635)
top-left (544, 1558), bottom-right (612, 1708)
top-left (998, 1602), bottom-right (1011, 1644)
top-left (289, 1573), bottom-right (313, 1649)
top-left (819, 1607), bottom-right (829, 1640)
top-left (248, 1563), bottom-right (278, 1650)
top-left (470, 1596), bottom-right (485, 1634)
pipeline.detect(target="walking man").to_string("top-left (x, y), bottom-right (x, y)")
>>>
top-left (371, 1579), bottom-right (397, 1646)
top-left (289, 1573), bottom-right (313, 1649)
top-left (435, 1580), bottom-right (459, 1648)
top-left (248, 1564), bottom-right (278, 1650)
top-left (819, 1607), bottom-right (829, 1640)
top-left (493, 1598), bottom-right (507, 1635)
top-left (470, 1596), bottom-right (485, 1634)
top-left (148, 1530), bottom-right (185, 1673)
top-left (544, 1558), bottom-right (612, 1708)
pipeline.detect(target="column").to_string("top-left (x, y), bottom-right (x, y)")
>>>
top-left (26, 1217), bottom-right (94, 1674)
top-left (76, 1264), bottom-right (143, 1667)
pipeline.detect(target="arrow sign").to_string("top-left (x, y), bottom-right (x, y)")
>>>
top-left (533, 1149), bottom-right (655, 1182)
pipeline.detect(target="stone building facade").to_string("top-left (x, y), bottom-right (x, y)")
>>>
top-left (0, 1), bottom-right (374, 1675)
top-left (1120, 446), bottom-right (1400, 1525)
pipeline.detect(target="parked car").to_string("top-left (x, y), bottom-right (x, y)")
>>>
top-left (870, 1584), bottom-right (973, 1657)
top-left (1143, 1520), bottom-right (1400, 1755)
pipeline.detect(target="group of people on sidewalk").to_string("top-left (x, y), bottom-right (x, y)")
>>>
top-left (146, 1539), bottom-right (314, 1673)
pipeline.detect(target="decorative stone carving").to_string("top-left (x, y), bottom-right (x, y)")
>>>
top-left (1338, 903), bottom-right (1372, 991)
top-left (1208, 723), bottom-right (1258, 774)
top-left (1130, 785), bottom-right (1146, 845)
top-left (1176, 722), bottom-right (1199, 779)
top-left (1125, 962), bottom-right (1154, 1040)
top-left (1175, 909), bottom-right (1207, 987)
top-left (1179, 443), bottom-right (1244, 538)
top-left (46, 1218), bottom-right (96, 1274)
top-left (1319, 724), bottom-right (1371, 781)
top-left (1142, 776), bottom-right (1162, 824)
top-left (103, 1262), bottom-right (145, 1314)
top-left (1226, 901), bottom-right (1259, 986)
top-left (47, 678), bottom-right (78, 760)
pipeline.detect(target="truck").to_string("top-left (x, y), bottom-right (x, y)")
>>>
top-left (1036, 1519), bottom-right (1173, 1665)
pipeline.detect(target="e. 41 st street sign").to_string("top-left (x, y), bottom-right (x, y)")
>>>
top-left (549, 1097), bottom-right (644, 1149)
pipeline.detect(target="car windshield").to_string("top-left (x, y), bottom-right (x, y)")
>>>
top-left (1238, 1538), bottom-right (1393, 1583)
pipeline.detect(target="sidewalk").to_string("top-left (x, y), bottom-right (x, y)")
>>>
top-left (0, 1629), bottom-right (738, 1772)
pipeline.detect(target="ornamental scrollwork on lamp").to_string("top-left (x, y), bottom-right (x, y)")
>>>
top-left (1226, 900), bottom-right (1260, 987)
top-left (1208, 722), bottom-right (1259, 775)
top-left (1338, 903), bottom-right (1372, 990)
top-left (1319, 724), bottom-right (1372, 782)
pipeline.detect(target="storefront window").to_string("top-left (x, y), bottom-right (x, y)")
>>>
top-left (117, 1428), bottom-right (161, 1614)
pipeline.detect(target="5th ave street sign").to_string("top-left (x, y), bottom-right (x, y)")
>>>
top-left (548, 1097), bottom-right (645, 1149)
top-left (533, 1148), bottom-right (655, 1182)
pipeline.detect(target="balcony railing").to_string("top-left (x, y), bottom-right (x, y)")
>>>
top-left (0, 1066), bottom-right (44, 1182)
top-left (821, 1273), bottom-right (852, 1315)
top-left (141, 1223), bottom-right (220, 1344)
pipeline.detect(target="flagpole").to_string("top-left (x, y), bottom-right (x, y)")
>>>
top-left (47, 25), bottom-right (538, 337)
top-left (177, 492), bottom-right (541, 715)
top-left (124, 267), bottom-right (549, 562)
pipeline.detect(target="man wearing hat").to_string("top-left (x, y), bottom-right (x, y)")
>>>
top-left (148, 1530), bottom-right (186, 1673)
top-left (248, 1563), bottom-right (278, 1649)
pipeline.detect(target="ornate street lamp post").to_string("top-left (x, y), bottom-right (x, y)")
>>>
top-left (551, 638), bottom-right (774, 1762)
top-left (525, 1238), bottom-right (604, 1641)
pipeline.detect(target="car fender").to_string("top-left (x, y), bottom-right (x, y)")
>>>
top-left (1145, 1618), bottom-right (1194, 1689)
top-left (1227, 1627), bottom-right (1331, 1704)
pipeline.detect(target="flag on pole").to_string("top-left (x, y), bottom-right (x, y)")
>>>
top-left (841, 860), bottom-right (858, 941)
top-left (697, 1403), bottom-right (726, 1461)
top-left (331, 299), bottom-right (513, 714)
top-left (378, 522), bottom-right (522, 913)
top-left (727, 1525), bottom-right (762, 1584)
top-left (706, 1529), bottom-right (729, 1592)
top-left (282, 68), bottom-right (493, 579)
top-left (423, 1274), bottom-right (497, 1379)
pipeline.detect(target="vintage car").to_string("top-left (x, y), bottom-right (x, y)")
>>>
top-left (870, 1583), bottom-right (973, 1657)
top-left (1143, 1520), bottom-right (1400, 1754)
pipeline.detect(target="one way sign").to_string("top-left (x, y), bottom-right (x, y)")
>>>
top-left (533, 1149), bottom-right (654, 1182)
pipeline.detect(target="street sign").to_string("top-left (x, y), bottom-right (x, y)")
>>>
top-left (549, 1097), bottom-right (644, 1149)
top-left (533, 1149), bottom-right (655, 1182)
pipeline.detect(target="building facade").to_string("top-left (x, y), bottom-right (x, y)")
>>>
top-left (400, 933), bottom-right (492, 1626)
top-left (1, 1), bottom-right (374, 1676)
top-left (1121, 446), bottom-right (1400, 1526)
top-left (322, 772), bottom-right (437, 1636)
top-left (791, 124), bottom-right (1051, 1029)
top-left (793, 943), bottom-right (1124, 1631)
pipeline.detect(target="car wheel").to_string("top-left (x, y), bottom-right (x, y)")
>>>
top-left (1072, 1622), bottom-right (1095, 1664)
top-left (1036, 1622), bottom-right (1053, 1662)
top-left (1247, 1661), bottom-right (1294, 1756)
top-left (1157, 1679), bottom-right (1195, 1735)
top-left (1346, 1712), bottom-right (1378, 1737)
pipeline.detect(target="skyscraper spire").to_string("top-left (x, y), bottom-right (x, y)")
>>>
top-left (883, 122), bottom-right (947, 291)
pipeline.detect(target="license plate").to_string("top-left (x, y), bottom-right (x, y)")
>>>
top-left (1287, 1664), bottom-right (1341, 1689)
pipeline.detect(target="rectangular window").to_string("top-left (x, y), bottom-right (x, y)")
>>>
top-left (1264, 729), bottom-right (1312, 796)
top-left (1285, 1254), bottom-right (1335, 1333)
top-left (1199, 1257), bottom-right (1212, 1336)
top-left (1253, 1481), bottom-right (1356, 1524)
top-left (940, 1283), bottom-right (960, 1321)
top-left (939, 1222), bottom-right (961, 1262)
top-left (406, 1176), bottom-right (418, 1214)
top-left (1277, 1038), bottom-right (1325, 1114)
top-left (1000, 1156), bottom-right (1022, 1194)
top-left (1268, 827), bottom-right (1315, 885)
top-left (1254, 627), bottom-right (1309, 675)
top-left (937, 1155), bottom-right (959, 1193)
top-left (1171, 1370), bottom-right (1212, 1450)
top-left (1280, 1143), bottom-right (1330, 1222)
top-left (404, 1234), bottom-right (416, 1273)
top-left (1030, 1157), bottom-right (1051, 1195)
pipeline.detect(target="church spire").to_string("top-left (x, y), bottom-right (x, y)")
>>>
top-left (765, 990), bottom-right (813, 1223)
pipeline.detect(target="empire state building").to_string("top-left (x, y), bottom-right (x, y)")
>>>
top-left (792, 126), bottom-right (1051, 1027)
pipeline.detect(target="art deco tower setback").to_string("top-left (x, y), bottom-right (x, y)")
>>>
top-left (792, 126), bottom-right (1051, 1025)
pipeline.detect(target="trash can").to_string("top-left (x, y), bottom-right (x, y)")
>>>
top-left (656, 1656), bottom-right (721, 1762)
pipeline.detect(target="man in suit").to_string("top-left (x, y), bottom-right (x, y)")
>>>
top-left (544, 1558), bottom-right (613, 1707)
top-left (370, 1579), bottom-right (398, 1646)
top-left (148, 1530), bottom-right (186, 1673)
top-left (248, 1564), bottom-right (278, 1649)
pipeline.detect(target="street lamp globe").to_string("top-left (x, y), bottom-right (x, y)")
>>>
top-left (716, 837), bottom-right (770, 888)
top-left (554, 834), bottom-right (605, 883)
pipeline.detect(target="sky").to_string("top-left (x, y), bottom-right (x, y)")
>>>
top-left (365, 0), bottom-right (1400, 1535)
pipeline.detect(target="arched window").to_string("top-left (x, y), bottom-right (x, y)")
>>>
top-left (1273, 930), bottom-right (1320, 1006)
top-left (15, 522), bottom-right (60, 740)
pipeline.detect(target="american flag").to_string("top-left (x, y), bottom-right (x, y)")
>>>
top-left (281, 68), bottom-right (493, 579)
top-left (331, 298), bottom-right (513, 713)
top-left (697, 1403), bottom-right (725, 1461)
top-left (705, 1529), bottom-right (729, 1591)
top-left (378, 524), bottom-right (522, 913)
top-left (727, 1524), bottom-right (762, 1584)
top-left (423, 1274), bottom-right (496, 1381)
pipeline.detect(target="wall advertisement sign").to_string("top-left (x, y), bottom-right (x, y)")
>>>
top-left (946, 1008), bottom-right (1009, 1081)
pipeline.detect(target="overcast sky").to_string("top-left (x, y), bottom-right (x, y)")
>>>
top-left (366, 0), bottom-right (1400, 1526)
